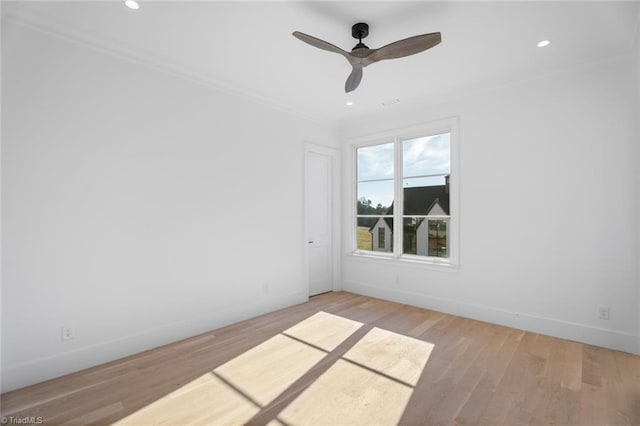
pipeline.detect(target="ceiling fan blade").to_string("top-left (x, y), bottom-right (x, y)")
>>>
top-left (345, 66), bottom-right (363, 93)
top-left (367, 32), bottom-right (441, 63)
top-left (293, 31), bottom-right (350, 58)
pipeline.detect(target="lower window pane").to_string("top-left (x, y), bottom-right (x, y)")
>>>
top-left (402, 218), bottom-right (419, 255)
top-left (428, 220), bottom-right (448, 257)
top-left (403, 218), bottom-right (448, 257)
top-left (357, 217), bottom-right (392, 252)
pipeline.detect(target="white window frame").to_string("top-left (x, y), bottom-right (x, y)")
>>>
top-left (348, 117), bottom-right (460, 271)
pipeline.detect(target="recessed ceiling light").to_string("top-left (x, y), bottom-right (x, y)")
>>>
top-left (537, 40), bottom-right (550, 48)
top-left (346, 101), bottom-right (354, 106)
top-left (125, 0), bottom-right (139, 10)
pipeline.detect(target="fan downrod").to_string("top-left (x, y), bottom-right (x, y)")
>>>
top-left (351, 22), bottom-right (369, 50)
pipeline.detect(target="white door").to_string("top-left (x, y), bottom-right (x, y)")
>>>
top-left (306, 150), bottom-right (334, 296)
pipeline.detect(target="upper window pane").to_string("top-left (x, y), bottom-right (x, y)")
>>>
top-left (357, 142), bottom-right (394, 181)
top-left (357, 181), bottom-right (394, 214)
top-left (402, 133), bottom-right (450, 178)
top-left (402, 182), bottom-right (450, 217)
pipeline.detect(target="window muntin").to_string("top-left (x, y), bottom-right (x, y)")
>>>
top-left (354, 131), bottom-right (453, 262)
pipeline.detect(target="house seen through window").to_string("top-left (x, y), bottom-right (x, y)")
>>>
top-left (356, 132), bottom-right (451, 259)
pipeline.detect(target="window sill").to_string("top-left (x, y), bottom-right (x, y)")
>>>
top-left (345, 251), bottom-right (460, 272)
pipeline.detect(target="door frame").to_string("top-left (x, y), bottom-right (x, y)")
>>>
top-left (304, 143), bottom-right (341, 296)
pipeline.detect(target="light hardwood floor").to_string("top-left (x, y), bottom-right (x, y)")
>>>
top-left (1, 292), bottom-right (638, 425)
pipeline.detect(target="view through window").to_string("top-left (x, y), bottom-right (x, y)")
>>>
top-left (356, 132), bottom-right (451, 259)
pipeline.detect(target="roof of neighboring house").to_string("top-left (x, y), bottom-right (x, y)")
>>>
top-left (369, 183), bottom-right (450, 232)
top-left (377, 217), bottom-right (393, 231)
top-left (403, 185), bottom-right (449, 215)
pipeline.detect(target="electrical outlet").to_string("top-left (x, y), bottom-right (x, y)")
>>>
top-left (598, 306), bottom-right (610, 320)
top-left (61, 326), bottom-right (75, 341)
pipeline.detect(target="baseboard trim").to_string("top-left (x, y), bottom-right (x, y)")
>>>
top-left (1, 291), bottom-right (308, 393)
top-left (343, 280), bottom-right (639, 355)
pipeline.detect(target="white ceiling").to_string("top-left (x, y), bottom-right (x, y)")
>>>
top-left (3, 1), bottom-right (639, 126)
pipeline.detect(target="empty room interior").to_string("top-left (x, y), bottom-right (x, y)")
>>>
top-left (1, 1), bottom-right (640, 425)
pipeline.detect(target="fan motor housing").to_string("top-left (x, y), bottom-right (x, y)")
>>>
top-left (352, 22), bottom-right (369, 40)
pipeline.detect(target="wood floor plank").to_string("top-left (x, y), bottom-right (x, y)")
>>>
top-left (1, 291), bottom-right (638, 426)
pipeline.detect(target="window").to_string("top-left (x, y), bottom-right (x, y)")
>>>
top-left (356, 142), bottom-right (393, 252)
top-left (402, 134), bottom-right (450, 258)
top-left (352, 119), bottom-right (458, 266)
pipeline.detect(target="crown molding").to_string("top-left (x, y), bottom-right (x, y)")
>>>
top-left (2, 8), bottom-right (331, 128)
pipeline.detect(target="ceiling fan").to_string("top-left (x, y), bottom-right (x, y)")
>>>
top-left (293, 23), bottom-right (441, 93)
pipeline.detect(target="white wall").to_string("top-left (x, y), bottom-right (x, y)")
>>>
top-left (1, 22), bottom-right (337, 392)
top-left (340, 54), bottom-right (640, 354)
top-left (636, 9), bottom-right (640, 354)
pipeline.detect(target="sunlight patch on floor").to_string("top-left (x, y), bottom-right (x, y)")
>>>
top-left (214, 333), bottom-right (326, 406)
top-left (115, 373), bottom-right (260, 425)
top-left (113, 311), bottom-right (434, 425)
top-left (275, 327), bottom-right (434, 425)
top-left (276, 359), bottom-right (414, 426)
top-left (283, 311), bottom-right (364, 351)
top-left (343, 327), bottom-right (434, 386)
